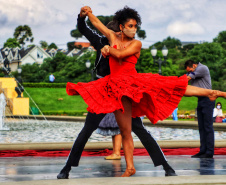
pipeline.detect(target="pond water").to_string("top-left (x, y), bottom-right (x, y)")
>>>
top-left (1, 119), bottom-right (226, 143)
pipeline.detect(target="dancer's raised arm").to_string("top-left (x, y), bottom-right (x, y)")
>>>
top-left (82, 6), bottom-right (115, 44)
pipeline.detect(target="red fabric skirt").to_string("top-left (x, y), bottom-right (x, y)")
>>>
top-left (67, 74), bottom-right (188, 124)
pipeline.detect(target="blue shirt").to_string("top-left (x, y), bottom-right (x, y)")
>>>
top-left (187, 62), bottom-right (212, 89)
top-left (49, 74), bottom-right (55, 82)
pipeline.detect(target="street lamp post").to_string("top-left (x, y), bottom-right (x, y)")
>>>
top-left (15, 63), bottom-right (24, 98)
top-left (151, 45), bottom-right (168, 75)
top-left (3, 49), bottom-right (11, 77)
top-left (85, 60), bottom-right (94, 81)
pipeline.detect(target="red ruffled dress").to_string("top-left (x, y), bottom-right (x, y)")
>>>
top-left (66, 47), bottom-right (188, 124)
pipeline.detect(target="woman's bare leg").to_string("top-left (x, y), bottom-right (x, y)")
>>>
top-left (112, 134), bottom-right (122, 156)
top-left (184, 85), bottom-right (226, 101)
top-left (114, 96), bottom-right (135, 177)
top-left (105, 134), bottom-right (122, 159)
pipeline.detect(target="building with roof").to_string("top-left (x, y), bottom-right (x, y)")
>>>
top-left (0, 44), bottom-right (96, 72)
top-left (0, 46), bottom-right (51, 72)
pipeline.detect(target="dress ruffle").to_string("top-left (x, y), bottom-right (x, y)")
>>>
top-left (96, 113), bottom-right (120, 136)
top-left (96, 128), bottom-right (120, 136)
top-left (66, 73), bottom-right (188, 124)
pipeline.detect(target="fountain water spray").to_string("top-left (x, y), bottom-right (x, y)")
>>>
top-left (0, 93), bottom-right (9, 130)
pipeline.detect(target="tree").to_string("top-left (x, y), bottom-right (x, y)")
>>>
top-left (137, 29), bottom-right (146, 39)
top-left (3, 38), bottom-right (20, 48)
top-left (13, 25), bottom-right (34, 47)
top-left (152, 36), bottom-right (182, 51)
top-left (48, 43), bottom-right (58, 49)
top-left (162, 36), bottom-right (181, 49)
top-left (70, 29), bottom-right (83, 39)
top-left (213, 31), bottom-right (226, 44)
top-left (40, 40), bottom-right (48, 49)
top-left (67, 41), bottom-right (78, 51)
top-left (179, 43), bottom-right (197, 57)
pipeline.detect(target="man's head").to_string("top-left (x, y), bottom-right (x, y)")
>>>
top-left (184, 60), bottom-right (198, 73)
top-left (106, 21), bottom-right (120, 32)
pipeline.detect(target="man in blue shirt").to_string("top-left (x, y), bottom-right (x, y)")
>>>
top-left (185, 60), bottom-right (215, 158)
top-left (49, 74), bottom-right (55, 83)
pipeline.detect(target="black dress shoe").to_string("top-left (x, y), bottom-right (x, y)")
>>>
top-left (57, 165), bottom-right (71, 179)
top-left (57, 171), bottom-right (69, 179)
top-left (191, 152), bottom-right (205, 158)
top-left (165, 168), bottom-right (178, 176)
top-left (198, 154), bottom-right (213, 158)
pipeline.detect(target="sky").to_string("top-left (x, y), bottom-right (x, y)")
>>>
top-left (0, 0), bottom-right (226, 49)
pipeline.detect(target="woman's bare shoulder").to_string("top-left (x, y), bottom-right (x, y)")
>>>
top-left (130, 39), bottom-right (142, 48)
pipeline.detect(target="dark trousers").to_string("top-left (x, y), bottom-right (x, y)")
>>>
top-left (66, 112), bottom-right (166, 167)
top-left (197, 97), bottom-right (215, 155)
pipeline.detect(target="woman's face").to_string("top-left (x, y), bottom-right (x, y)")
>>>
top-left (217, 104), bottom-right (221, 109)
top-left (120, 19), bottom-right (137, 38)
top-left (124, 19), bottom-right (137, 30)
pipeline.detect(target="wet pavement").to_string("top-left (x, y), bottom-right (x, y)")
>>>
top-left (1, 155), bottom-right (226, 184)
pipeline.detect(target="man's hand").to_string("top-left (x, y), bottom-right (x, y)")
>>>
top-left (187, 75), bottom-right (191, 81)
top-left (80, 6), bottom-right (92, 18)
top-left (101, 45), bottom-right (110, 58)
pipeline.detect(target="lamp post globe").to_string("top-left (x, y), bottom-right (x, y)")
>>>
top-left (85, 59), bottom-right (94, 81)
top-left (85, 60), bottom-right (91, 69)
top-left (151, 46), bottom-right (157, 58)
top-left (151, 45), bottom-right (168, 75)
top-left (162, 45), bottom-right (168, 57)
top-left (17, 67), bottom-right (22, 74)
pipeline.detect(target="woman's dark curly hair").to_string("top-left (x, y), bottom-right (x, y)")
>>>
top-left (113, 6), bottom-right (141, 26)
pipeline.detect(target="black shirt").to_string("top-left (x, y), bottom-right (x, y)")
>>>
top-left (77, 15), bottom-right (110, 77)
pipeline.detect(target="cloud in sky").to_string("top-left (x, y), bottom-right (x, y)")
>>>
top-left (0, 0), bottom-right (226, 48)
top-left (167, 21), bottom-right (205, 36)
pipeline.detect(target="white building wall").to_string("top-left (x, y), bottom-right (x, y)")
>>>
top-left (21, 47), bottom-right (50, 65)
top-left (22, 55), bottom-right (35, 65)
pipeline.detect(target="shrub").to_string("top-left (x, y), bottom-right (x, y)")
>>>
top-left (23, 82), bottom-right (67, 88)
top-left (42, 111), bottom-right (87, 116)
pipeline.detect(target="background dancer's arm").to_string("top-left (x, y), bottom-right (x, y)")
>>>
top-left (86, 10), bottom-right (115, 44)
top-left (77, 12), bottom-right (101, 50)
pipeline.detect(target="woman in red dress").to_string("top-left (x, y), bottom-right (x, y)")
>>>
top-left (67, 6), bottom-right (226, 177)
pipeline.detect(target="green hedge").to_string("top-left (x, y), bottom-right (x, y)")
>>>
top-left (23, 83), bottom-right (67, 88)
top-left (42, 111), bottom-right (87, 116)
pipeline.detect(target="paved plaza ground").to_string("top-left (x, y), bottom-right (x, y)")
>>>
top-left (1, 155), bottom-right (226, 184)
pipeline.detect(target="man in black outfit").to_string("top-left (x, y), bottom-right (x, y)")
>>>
top-left (57, 9), bottom-right (177, 179)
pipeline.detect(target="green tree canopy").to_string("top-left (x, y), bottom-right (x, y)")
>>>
top-left (48, 43), bottom-right (58, 50)
top-left (152, 36), bottom-right (182, 50)
top-left (13, 25), bottom-right (34, 46)
top-left (3, 38), bottom-right (20, 48)
top-left (40, 40), bottom-right (48, 49)
top-left (213, 30), bottom-right (226, 44)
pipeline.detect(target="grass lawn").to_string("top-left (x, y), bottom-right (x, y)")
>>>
top-left (24, 88), bottom-right (87, 112)
top-left (23, 88), bottom-right (226, 113)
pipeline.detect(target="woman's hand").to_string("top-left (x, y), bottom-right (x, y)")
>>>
top-left (101, 45), bottom-right (110, 58)
top-left (80, 6), bottom-right (92, 17)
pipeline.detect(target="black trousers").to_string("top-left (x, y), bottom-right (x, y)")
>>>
top-left (66, 112), bottom-right (166, 167)
top-left (197, 97), bottom-right (215, 155)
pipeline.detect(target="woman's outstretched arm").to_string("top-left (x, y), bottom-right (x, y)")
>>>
top-left (184, 85), bottom-right (226, 101)
top-left (102, 40), bottom-right (142, 59)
